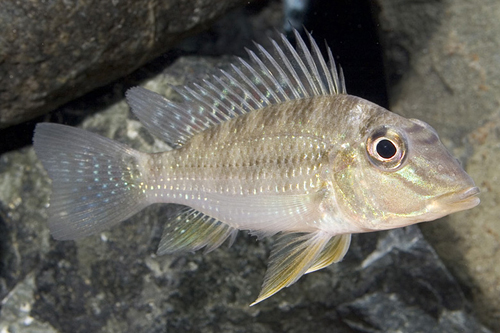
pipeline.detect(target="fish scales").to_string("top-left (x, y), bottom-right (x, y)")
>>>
top-left (141, 96), bottom-right (371, 233)
top-left (33, 29), bottom-right (479, 305)
top-left (146, 98), bottom-right (337, 195)
top-left (142, 98), bottom-right (338, 231)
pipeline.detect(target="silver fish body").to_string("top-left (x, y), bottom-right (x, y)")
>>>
top-left (33, 30), bottom-right (479, 304)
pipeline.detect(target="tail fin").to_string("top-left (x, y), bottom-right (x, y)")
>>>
top-left (33, 123), bottom-right (150, 240)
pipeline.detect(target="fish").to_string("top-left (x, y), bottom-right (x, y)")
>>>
top-left (33, 29), bottom-right (480, 305)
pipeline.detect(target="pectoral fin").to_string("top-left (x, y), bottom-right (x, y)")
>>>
top-left (251, 231), bottom-right (327, 305)
top-left (157, 207), bottom-right (238, 255)
top-left (251, 232), bottom-right (351, 306)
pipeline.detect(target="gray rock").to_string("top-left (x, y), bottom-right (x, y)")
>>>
top-left (0, 0), bottom-right (246, 128)
top-left (0, 1), bottom-right (493, 332)
top-left (0, 49), bottom-right (490, 333)
top-left (375, 0), bottom-right (500, 330)
top-left (376, 0), bottom-right (499, 144)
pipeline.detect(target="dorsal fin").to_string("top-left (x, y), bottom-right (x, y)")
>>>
top-left (126, 29), bottom-right (346, 147)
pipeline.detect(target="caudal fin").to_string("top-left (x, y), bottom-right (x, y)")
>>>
top-left (33, 123), bottom-right (150, 240)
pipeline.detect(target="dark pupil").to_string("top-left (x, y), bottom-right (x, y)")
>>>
top-left (376, 139), bottom-right (397, 158)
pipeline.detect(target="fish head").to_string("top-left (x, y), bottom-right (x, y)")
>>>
top-left (331, 105), bottom-right (479, 232)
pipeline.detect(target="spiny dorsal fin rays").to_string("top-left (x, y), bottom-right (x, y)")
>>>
top-left (229, 62), bottom-right (267, 109)
top-left (193, 81), bottom-right (235, 120)
top-left (327, 47), bottom-right (342, 95)
top-left (200, 76), bottom-right (247, 119)
top-left (201, 77), bottom-right (240, 115)
top-left (213, 74), bottom-right (251, 116)
top-left (182, 86), bottom-right (219, 121)
top-left (238, 54), bottom-right (279, 105)
top-left (178, 85), bottom-right (227, 125)
top-left (248, 46), bottom-right (288, 103)
top-left (231, 62), bottom-right (269, 110)
top-left (270, 39), bottom-right (308, 99)
top-left (219, 68), bottom-right (262, 112)
top-left (250, 231), bottom-right (331, 306)
top-left (127, 29), bottom-right (346, 147)
top-left (293, 29), bottom-right (323, 96)
top-left (339, 66), bottom-right (346, 94)
top-left (215, 70), bottom-right (255, 114)
top-left (278, 33), bottom-right (315, 98)
top-left (258, 42), bottom-right (302, 101)
top-left (307, 31), bottom-right (334, 96)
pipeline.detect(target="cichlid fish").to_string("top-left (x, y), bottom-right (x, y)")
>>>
top-left (33, 30), bottom-right (480, 305)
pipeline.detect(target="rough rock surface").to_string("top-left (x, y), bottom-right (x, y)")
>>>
top-left (0, 1), bottom-right (496, 332)
top-left (0, 0), bottom-right (246, 128)
top-left (0, 43), bottom-right (490, 333)
top-left (0, 73), bottom-right (491, 331)
top-left (375, 0), bottom-right (500, 329)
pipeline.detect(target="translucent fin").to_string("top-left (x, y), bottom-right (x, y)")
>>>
top-left (250, 231), bottom-right (331, 306)
top-left (305, 234), bottom-right (351, 273)
top-left (33, 123), bottom-right (150, 240)
top-left (126, 29), bottom-right (346, 145)
top-left (125, 87), bottom-right (197, 148)
top-left (157, 207), bottom-right (238, 255)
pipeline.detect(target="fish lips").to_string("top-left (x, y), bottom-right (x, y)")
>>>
top-left (433, 186), bottom-right (480, 212)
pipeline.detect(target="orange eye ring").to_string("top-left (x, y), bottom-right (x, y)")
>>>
top-left (366, 127), bottom-right (407, 171)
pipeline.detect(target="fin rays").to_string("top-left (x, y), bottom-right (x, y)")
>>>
top-left (126, 29), bottom-right (345, 147)
top-left (158, 207), bottom-right (238, 255)
top-left (251, 232), bottom-right (351, 306)
top-left (306, 234), bottom-right (351, 273)
top-left (33, 123), bottom-right (150, 240)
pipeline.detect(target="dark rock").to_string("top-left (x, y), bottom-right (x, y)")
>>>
top-left (0, 0), bottom-right (246, 128)
top-left (0, 52), bottom-right (490, 333)
top-left (0, 1), bottom-right (494, 332)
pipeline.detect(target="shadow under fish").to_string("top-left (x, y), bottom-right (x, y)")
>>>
top-left (33, 29), bottom-right (480, 305)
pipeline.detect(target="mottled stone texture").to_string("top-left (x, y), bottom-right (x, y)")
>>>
top-left (0, 84), bottom-right (491, 331)
top-left (0, 1), bottom-right (496, 332)
top-left (0, 42), bottom-right (490, 333)
top-left (374, 0), bottom-right (500, 330)
top-left (0, 0), bottom-right (245, 127)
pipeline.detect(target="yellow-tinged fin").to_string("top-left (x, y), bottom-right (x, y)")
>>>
top-left (305, 234), bottom-right (351, 274)
top-left (251, 231), bottom-right (335, 306)
top-left (126, 29), bottom-right (346, 147)
top-left (157, 207), bottom-right (238, 255)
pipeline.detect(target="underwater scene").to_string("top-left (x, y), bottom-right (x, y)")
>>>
top-left (0, 1), bottom-right (498, 332)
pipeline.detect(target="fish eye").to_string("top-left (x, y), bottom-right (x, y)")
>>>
top-left (376, 139), bottom-right (397, 158)
top-left (366, 127), bottom-right (407, 171)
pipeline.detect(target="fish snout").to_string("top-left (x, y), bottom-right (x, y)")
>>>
top-left (433, 186), bottom-right (480, 212)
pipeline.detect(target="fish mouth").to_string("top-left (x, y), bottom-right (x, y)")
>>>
top-left (434, 186), bottom-right (480, 211)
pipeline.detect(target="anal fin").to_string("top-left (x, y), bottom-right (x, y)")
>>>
top-left (157, 207), bottom-right (238, 255)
